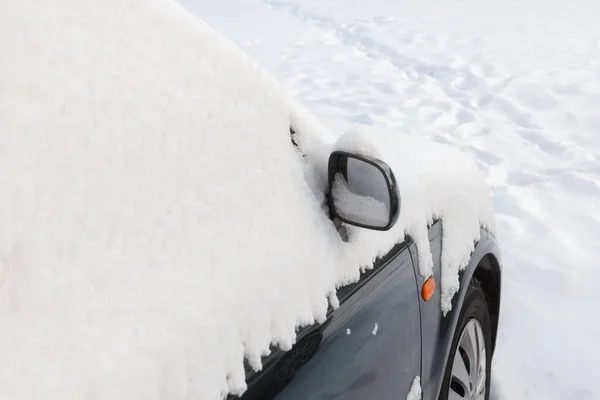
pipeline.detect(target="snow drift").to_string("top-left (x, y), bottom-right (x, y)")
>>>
top-left (0, 0), bottom-right (494, 399)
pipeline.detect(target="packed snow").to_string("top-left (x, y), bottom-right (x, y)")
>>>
top-left (184, 0), bottom-right (600, 399)
top-left (1, 0), bottom-right (494, 399)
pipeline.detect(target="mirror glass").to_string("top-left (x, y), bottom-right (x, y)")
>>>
top-left (332, 156), bottom-right (391, 229)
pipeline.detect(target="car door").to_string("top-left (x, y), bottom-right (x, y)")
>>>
top-left (235, 238), bottom-right (422, 400)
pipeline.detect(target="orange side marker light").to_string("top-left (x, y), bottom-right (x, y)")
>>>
top-left (422, 277), bottom-right (435, 301)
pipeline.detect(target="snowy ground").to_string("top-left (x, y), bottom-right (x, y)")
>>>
top-left (180, 1), bottom-right (600, 399)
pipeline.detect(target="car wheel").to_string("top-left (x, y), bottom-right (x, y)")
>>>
top-left (440, 279), bottom-right (492, 400)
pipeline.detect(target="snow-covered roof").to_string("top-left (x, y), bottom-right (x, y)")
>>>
top-left (0, 0), bottom-right (495, 399)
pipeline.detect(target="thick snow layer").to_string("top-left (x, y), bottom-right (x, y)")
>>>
top-left (187, 0), bottom-right (600, 399)
top-left (333, 128), bottom-right (382, 158)
top-left (0, 1), bottom-right (338, 399)
top-left (1, 0), bottom-right (494, 399)
top-left (406, 376), bottom-right (422, 400)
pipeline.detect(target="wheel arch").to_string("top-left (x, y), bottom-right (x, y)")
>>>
top-left (472, 252), bottom-right (502, 353)
top-left (428, 231), bottom-right (502, 400)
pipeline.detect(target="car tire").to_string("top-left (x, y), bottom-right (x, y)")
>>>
top-left (439, 279), bottom-right (492, 400)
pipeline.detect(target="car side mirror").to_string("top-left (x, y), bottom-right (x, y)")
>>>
top-left (328, 151), bottom-right (400, 231)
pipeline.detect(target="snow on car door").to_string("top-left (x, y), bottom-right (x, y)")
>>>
top-left (271, 240), bottom-right (422, 400)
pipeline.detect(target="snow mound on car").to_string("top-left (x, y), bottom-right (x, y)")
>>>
top-left (324, 129), bottom-right (495, 312)
top-left (0, 0), bottom-right (494, 399)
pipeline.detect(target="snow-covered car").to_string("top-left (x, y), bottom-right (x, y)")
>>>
top-left (0, 1), bottom-right (501, 400)
top-left (230, 148), bottom-right (503, 400)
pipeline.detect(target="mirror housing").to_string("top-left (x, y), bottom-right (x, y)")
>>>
top-left (327, 151), bottom-right (400, 231)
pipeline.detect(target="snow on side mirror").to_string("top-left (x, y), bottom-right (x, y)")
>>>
top-left (328, 151), bottom-right (400, 231)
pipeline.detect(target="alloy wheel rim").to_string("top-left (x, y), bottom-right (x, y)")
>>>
top-left (448, 319), bottom-right (487, 400)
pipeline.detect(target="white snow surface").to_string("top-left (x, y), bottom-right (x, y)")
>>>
top-left (406, 376), bottom-right (422, 400)
top-left (182, 0), bottom-right (600, 399)
top-left (0, 0), bottom-right (494, 399)
top-left (333, 128), bottom-right (382, 158)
